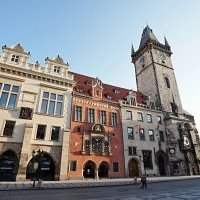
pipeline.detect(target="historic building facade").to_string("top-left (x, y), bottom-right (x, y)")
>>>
top-left (131, 26), bottom-right (200, 176)
top-left (68, 73), bottom-right (127, 179)
top-left (0, 44), bottom-right (74, 181)
top-left (0, 26), bottom-right (199, 182)
top-left (120, 91), bottom-right (168, 177)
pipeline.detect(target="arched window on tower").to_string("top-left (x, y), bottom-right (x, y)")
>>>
top-left (164, 77), bottom-right (170, 88)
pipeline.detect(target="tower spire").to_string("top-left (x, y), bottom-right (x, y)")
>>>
top-left (131, 43), bottom-right (135, 57)
top-left (164, 36), bottom-right (170, 48)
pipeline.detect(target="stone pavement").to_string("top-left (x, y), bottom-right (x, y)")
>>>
top-left (1, 179), bottom-right (200, 200)
top-left (0, 175), bottom-right (200, 191)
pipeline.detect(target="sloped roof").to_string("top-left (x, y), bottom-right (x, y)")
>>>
top-left (72, 72), bottom-right (145, 103)
top-left (139, 25), bottom-right (158, 48)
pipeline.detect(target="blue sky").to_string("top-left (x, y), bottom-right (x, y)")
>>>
top-left (0, 0), bottom-right (199, 130)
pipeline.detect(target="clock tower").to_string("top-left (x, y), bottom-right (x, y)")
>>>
top-left (131, 25), bottom-right (182, 114)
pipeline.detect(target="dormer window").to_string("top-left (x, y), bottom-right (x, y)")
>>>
top-left (54, 66), bottom-right (61, 74)
top-left (130, 97), bottom-right (136, 106)
top-left (11, 55), bottom-right (19, 63)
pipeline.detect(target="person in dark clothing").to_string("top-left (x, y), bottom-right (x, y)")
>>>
top-left (140, 174), bottom-right (147, 189)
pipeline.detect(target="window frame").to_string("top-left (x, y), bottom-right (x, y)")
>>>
top-left (2, 120), bottom-right (16, 137)
top-left (0, 83), bottom-right (20, 109)
top-left (99, 110), bottom-right (106, 125)
top-left (69, 160), bottom-right (77, 171)
top-left (146, 114), bottom-right (152, 123)
top-left (88, 108), bottom-right (95, 123)
top-left (126, 110), bottom-right (132, 120)
top-left (139, 128), bottom-right (145, 141)
top-left (127, 127), bottom-right (134, 140)
top-left (113, 162), bottom-right (119, 172)
top-left (111, 112), bottom-right (117, 127)
top-left (75, 106), bottom-right (82, 122)
top-left (137, 112), bottom-right (143, 122)
top-left (148, 129), bottom-right (155, 141)
top-left (11, 54), bottom-right (20, 64)
top-left (51, 126), bottom-right (60, 141)
top-left (36, 124), bottom-right (46, 140)
top-left (40, 91), bottom-right (64, 116)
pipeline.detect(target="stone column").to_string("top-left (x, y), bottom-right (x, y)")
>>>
top-left (59, 129), bottom-right (70, 180)
top-left (16, 123), bottom-right (33, 181)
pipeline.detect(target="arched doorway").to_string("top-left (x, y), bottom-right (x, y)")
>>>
top-left (26, 152), bottom-right (55, 181)
top-left (83, 161), bottom-right (96, 178)
top-left (98, 162), bottom-right (109, 178)
top-left (0, 150), bottom-right (18, 181)
top-left (158, 154), bottom-right (166, 176)
top-left (128, 159), bottom-right (139, 177)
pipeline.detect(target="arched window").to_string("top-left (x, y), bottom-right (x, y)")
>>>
top-left (164, 77), bottom-right (170, 88)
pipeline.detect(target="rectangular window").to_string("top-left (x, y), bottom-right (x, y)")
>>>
top-left (75, 106), bottom-right (82, 121)
top-left (51, 126), bottom-right (60, 141)
top-left (70, 160), bottom-right (77, 171)
top-left (137, 112), bottom-right (143, 121)
top-left (148, 130), bottom-right (155, 141)
top-left (111, 112), bottom-right (117, 126)
top-left (99, 110), bottom-right (106, 125)
top-left (36, 124), bottom-right (46, 140)
top-left (40, 92), bottom-right (63, 116)
top-left (146, 114), bottom-right (152, 123)
top-left (159, 131), bottom-right (165, 142)
top-left (0, 83), bottom-right (19, 109)
top-left (157, 116), bottom-right (162, 124)
top-left (128, 146), bottom-right (137, 156)
top-left (126, 110), bottom-right (132, 120)
top-left (88, 108), bottom-right (95, 123)
top-left (142, 150), bottom-right (153, 169)
top-left (85, 140), bottom-right (90, 152)
top-left (139, 128), bottom-right (145, 141)
top-left (127, 127), bottom-right (134, 140)
top-left (113, 162), bottom-right (119, 172)
top-left (11, 55), bottom-right (19, 63)
top-left (3, 120), bottom-right (15, 137)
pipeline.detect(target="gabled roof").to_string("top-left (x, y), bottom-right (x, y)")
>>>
top-left (139, 25), bottom-right (158, 48)
top-left (72, 72), bottom-right (146, 104)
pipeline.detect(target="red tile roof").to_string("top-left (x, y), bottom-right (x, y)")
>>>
top-left (71, 72), bottom-right (146, 104)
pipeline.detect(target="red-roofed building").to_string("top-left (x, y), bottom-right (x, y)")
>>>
top-left (68, 72), bottom-right (143, 179)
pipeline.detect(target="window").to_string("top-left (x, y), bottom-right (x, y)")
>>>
top-left (128, 146), bottom-right (137, 156)
top-left (146, 114), bottom-right (152, 123)
top-left (51, 126), bottom-right (60, 141)
top-left (3, 121), bottom-right (15, 137)
top-left (130, 97), bottom-right (136, 106)
top-left (137, 112), bottom-right (143, 121)
top-left (85, 140), bottom-right (90, 152)
top-left (92, 137), bottom-right (103, 153)
top-left (88, 108), bottom-right (95, 123)
top-left (159, 131), bottom-right (165, 142)
top-left (164, 77), bottom-right (170, 88)
top-left (0, 83), bottom-right (19, 109)
top-left (113, 162), bottom-right (119, 172)
top-left (11, 55), bottom-right (19, 63)
top-left (70, 160), bottom-right (77, 171)
top-left (36, 124), bottom-right (46, 140)
top-left (99, 110), bottom-right (106, 125)
top-left (126, 110), bottom-right (132, 120)
top-left (75, 106), bottom-right (82, 121)
top-left (104, 141), bottom-right (109, 153)
top-left (111, 112), bottom-right (117, 127)
top-left (139, 128), bottom-right (145, 141)
top-left (40, 92), bottom-right (63, 116)
top-left (127, 127), bottom-right (134, 140)
top-left (142, 150), bottom-right (153, 169)
top-left (54, 66), bottom-right (61, 74)
top-left (157, 116), bottom-right (162, 124)
top-left (148, 130), bottom-right (155, 141)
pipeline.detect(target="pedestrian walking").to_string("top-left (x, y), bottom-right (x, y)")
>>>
top-left (140, 174), bottom-right (147, 189)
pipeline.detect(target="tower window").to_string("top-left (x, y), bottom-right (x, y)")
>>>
top-left (11, 55), bottom-right (19, 63)
top-left (164, 77), bottom-right (170, 88)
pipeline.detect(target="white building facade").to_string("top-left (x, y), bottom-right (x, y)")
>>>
top-left (0, 44), bottom-right (74, 181)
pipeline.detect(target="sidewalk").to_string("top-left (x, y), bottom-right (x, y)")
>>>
top-left (0, 175), bottom-right (200, 191)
